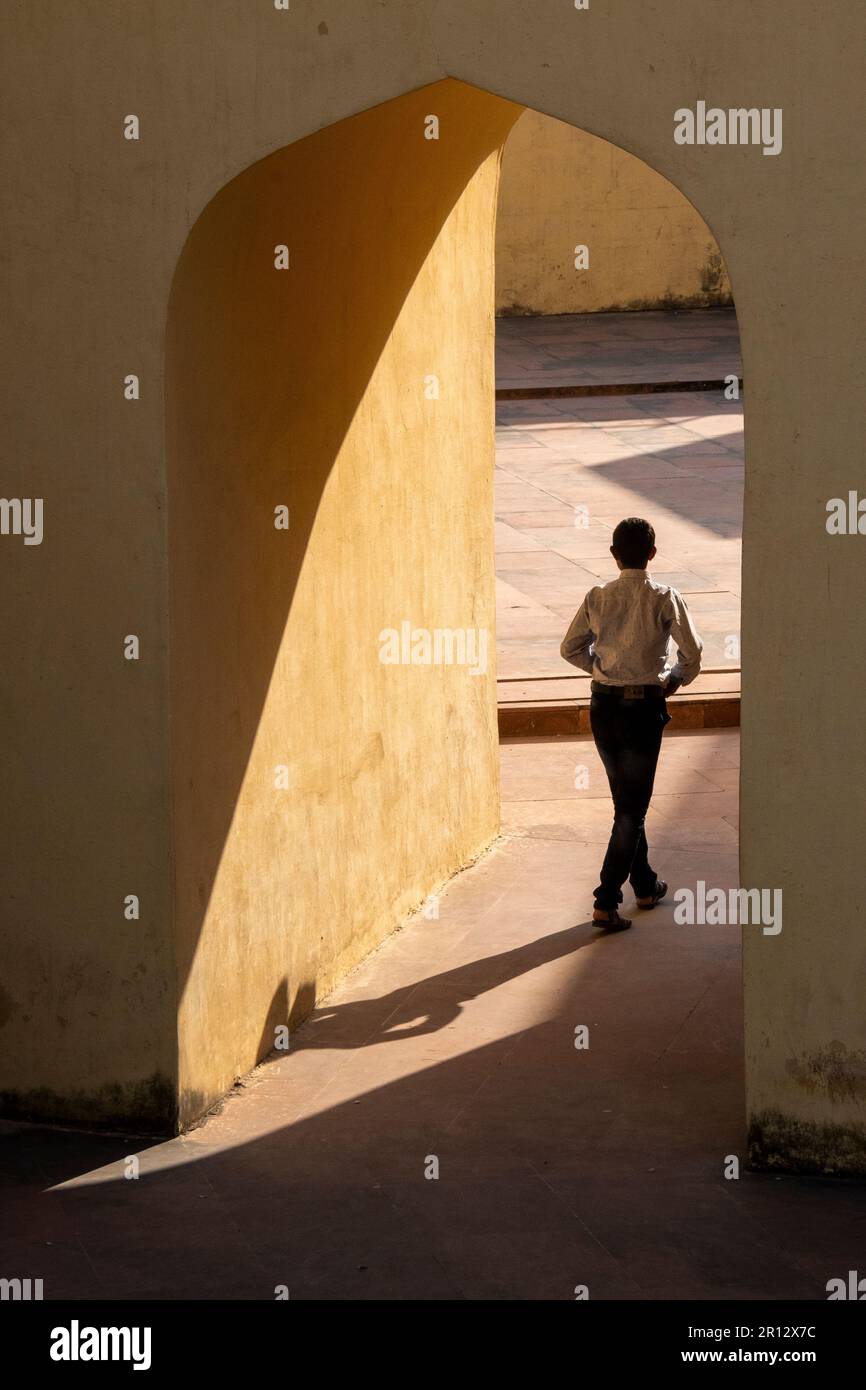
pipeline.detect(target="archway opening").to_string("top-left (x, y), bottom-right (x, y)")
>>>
top-left (166, 78), bottom-right (743, 1135)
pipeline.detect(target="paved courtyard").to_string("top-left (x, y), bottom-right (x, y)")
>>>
top-left (496, 306), bottom-right (742, 390)
top-left (495, 312), bottom-right (743, 685)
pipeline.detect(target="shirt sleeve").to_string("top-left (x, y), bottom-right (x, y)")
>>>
top-left (665, 589), bottom-right (703, 686)
top-left (560, 596), bottom-right (596, 675)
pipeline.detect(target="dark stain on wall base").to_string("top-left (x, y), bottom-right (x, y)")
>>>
top-left (749, 1109), bottom-right (866, 1177)
top-left (0, 1073), bottom-right (177, 1136)
top-left (497, 290), bottom-right (734, 316)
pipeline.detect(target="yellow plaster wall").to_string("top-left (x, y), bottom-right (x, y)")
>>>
top-left (496, 109), bottom-right (731, 315)
top-left (167, 85), bottom-right (521, 1124)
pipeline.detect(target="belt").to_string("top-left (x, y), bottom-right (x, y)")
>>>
top-left (591, 681), bottom-right (664, 699)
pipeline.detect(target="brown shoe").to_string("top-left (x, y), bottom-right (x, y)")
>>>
top-left (592, 909), bottom-right (632, 932)
top-left (635, 879), bottom-right (668, 909)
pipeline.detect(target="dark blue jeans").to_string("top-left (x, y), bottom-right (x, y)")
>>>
top-left (590, 687), bottom-right (671, 911)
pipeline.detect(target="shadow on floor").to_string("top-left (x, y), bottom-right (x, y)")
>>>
top-left (2, 901), bottom-right (863, 1301)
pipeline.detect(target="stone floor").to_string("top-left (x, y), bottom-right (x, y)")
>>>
top-left (4, 728), bottom-right (864, 1301)
top-left (494, 311), bottom-right (743, 684)
top-left (496, 306), bottom-right (742, 390)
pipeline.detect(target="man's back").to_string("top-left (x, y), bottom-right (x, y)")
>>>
top-left (561, 567), bottom-right (702, 689)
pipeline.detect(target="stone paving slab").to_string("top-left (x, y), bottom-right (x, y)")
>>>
top-left (496, 307), bottom-right (741, 389)
top-left (494, 312), bottom-right (743, 697)
top-left (495, 388), bottom-right (743, 682)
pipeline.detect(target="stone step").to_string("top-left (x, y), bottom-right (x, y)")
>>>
top-left (498, 669), bottom-right (740, 737)
top-left (496, 376), bottom-right (743, 400)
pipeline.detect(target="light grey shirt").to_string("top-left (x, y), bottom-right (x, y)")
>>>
top-left (560, 569), bottom-right (703, 688)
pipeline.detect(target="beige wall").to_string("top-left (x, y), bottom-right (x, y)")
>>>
top-left (2, 1), bottom-right (865, 1171)
top-left (496, 109), bottom-right (732, 315)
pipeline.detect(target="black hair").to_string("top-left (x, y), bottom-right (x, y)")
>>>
top-left (611, 517), bottom-right (655, 568)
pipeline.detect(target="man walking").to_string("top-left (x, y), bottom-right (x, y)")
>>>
top-left (561, 517), bottom-right (703, 931)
